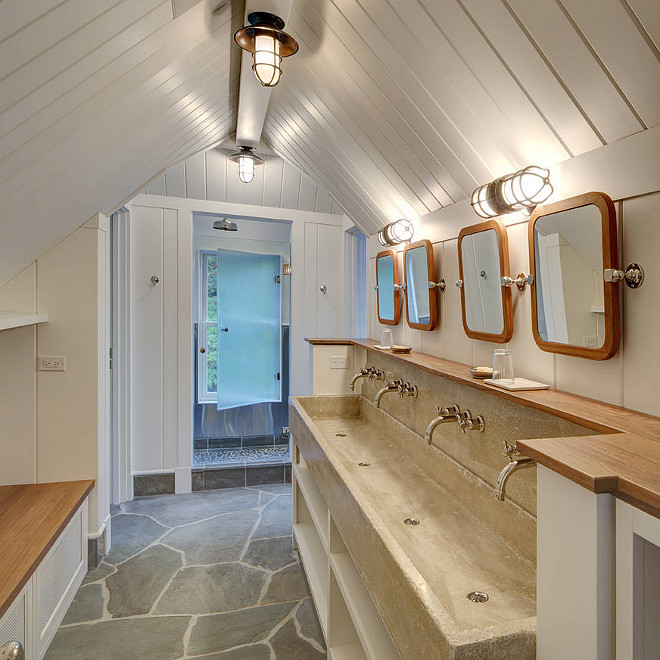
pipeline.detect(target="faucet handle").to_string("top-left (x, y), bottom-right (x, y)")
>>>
top-left (440, 404), bottom-right (460, 416)
top-left (369, 368), bottom-right (385, 381)
top-left (502, 439), bottom-right (519, 457)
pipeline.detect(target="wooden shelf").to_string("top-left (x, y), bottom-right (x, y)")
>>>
top-left (331, 552), bottom-right (400, 660)
top-left (0, 311), bottom-right (48, 331)
top-left (293, 522), bottom-right (328, 632)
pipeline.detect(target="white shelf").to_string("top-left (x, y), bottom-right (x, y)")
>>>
top-left (294, 464), bottom-right (329, 549)
top-left (293, 522), bottom-right (329, 633)
top-left (331, 552), bottom-right (401, 660)
top-left (0, 311), bottom-right (48, 331)
top-left (329, 642), bottom-right (368, 660)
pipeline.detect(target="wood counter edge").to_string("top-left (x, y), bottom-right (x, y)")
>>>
top-left (0, 479), bottom-right (94, 620)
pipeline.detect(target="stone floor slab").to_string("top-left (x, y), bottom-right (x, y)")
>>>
top-left (44, 616), bottom-right (190, 660)
top-left (254, 495), bottom-right (292, 539)
top-left (61, 584), bottom-right (103, 625)
top-left (107, 544), bottom-right (182, 617)
top-left (163, 510), bottom-right (259, 564)
top-left (104, 514), bottom-right (168, 565)
top-left (188, 602), bottom-right (294, 655)
top-left (82, 561), bottom-right (114, 585)
top-left (188, 644), bottom-right (271, 660)
top-left (270, 619), bottom-right (326, 660)
top-left (122, 488), bottom-right (260, 527)
top-left (243, 536), bottom-right (296, 571)
top-left (262, 562), bottom-right (311, 605)
top-left (154, 563), bottom-right (266, 615)
top-left (296, 598), bottom-right (326, 650)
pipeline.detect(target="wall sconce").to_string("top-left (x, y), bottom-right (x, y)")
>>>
top-left (471, 166), bottom-right (553, 219)
top-left (377, 219), bottom-right (414, 247)
top-left (234, 12), bottom-right (299, 87)
top-left (229, 146), bottom-right (263, 184)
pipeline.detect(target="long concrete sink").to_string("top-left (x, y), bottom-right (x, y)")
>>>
top-left (289, 394), bottom-right (536, 660)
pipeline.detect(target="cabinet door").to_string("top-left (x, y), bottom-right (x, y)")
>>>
top-left (317, 224), bottom-right (343, 337)
top-left (0, 580), bottom-right (31, 660)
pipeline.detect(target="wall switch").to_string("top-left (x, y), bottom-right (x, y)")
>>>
top-left (330, 355), bottom-right (348, 369)
top-left (583, 335), bottom-right (599, 348)
top-left (37, 356), bottom-right (67, 371)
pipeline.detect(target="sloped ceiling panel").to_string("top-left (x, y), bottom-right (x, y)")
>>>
top-left (263, 0), bottom-right (659, 235)
top-left (0, 0), bottom-right (240, 285)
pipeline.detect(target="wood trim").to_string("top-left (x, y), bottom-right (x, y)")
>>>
top-left (375, 249), bottom-right (401, 326)
top-left (528, 192), bottom-right (621, 360)
top-left (0, 480), bottom-right (94, 619)
top-left (403, 240), bottom-right (437, 331)
top-left (457, 219), bottom-right (513, 343)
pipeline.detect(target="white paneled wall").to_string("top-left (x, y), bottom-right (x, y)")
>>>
top-left (368, 129), bottom-right (660, 417)
top-left (142, 148), bottom-right (344, 216)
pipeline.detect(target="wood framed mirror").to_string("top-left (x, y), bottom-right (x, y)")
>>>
top-left (403, 239), bottom-right (438, 331)
top-left (376, 249), bottom-right (401, 325)
top-left (528, 191), bottom-right (620, 360)
top-left (458, 219), bottom-right (513, 343)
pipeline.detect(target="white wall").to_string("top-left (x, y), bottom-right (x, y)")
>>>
top-left (0, 215), bottom-right (111, 537)
top-left (368, 126), bottom-right (660, 417)
top-left (120, 193), bottom-right (354, 490)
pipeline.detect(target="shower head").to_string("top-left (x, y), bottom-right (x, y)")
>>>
top-left (213, 218), bottom-right (238, 231)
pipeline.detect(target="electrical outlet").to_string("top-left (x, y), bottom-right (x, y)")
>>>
top-left (37, 356), bottom-right (67, 371)
top-left (583, 335), bottom-right (598, 348)
top-left (330, 355), bottom-right (348, 369)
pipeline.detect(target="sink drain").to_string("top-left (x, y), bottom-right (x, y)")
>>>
top-left (358, 462), bottom-right (371, 467)
top-left (403, 517), bottom-right (420, 526)
top-left (336, 433), bottom-right (346, 437)
top-left (467, 591), bottom-right (489, 603)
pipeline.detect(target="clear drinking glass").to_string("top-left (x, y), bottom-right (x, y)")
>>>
top-left (380, 329), bottom-right (393, 349)
top-left (492, 348), bottom-right (514, 383)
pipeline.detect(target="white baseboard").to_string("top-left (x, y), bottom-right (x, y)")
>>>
top-left (175, 467), bottom-right (192, 494)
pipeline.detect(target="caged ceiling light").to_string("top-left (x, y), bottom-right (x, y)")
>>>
top-left (234, 12), bottom-right (299, 87)
top-left (229, 146), bottom-right (263, 184)
top-left (471, 166), bottom-right (553, 219)
top-left (378, 219), bottom-right (415, 247)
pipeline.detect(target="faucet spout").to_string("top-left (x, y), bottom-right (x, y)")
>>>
top-left (374, 379), bottom-right (403, 408)
top-left (494, 457), bottom-right (535, 501)
top-left (423, 405), bottom-right (460, 444)
top-left (349, 368), bottom-right (369, 392)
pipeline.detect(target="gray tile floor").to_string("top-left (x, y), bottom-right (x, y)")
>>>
top-left (46, 484), bottom-right (326, 660)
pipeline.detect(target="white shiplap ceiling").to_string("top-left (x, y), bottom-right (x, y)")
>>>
top-left (0, 0), bottom-right (659, 284)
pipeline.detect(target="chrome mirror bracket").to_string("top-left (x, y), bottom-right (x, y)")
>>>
top-left (428, 279), bottom-right (446, 292)
top-left (604, 263), bottom-right (644, 288)
top-left (500, 273), bottom-right (533, 291)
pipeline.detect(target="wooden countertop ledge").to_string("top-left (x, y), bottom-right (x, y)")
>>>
top-left (0, 480), bottom-right (94, 619)
top-left (306, 338), bottom-right (660, 517)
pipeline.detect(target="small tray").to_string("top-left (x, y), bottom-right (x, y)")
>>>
top-left (483, 378), bottom-right (550, 391)
top-left (470, 367), bottom-right (493, 380)
top-left (373, 344), bottom-right (412, 354)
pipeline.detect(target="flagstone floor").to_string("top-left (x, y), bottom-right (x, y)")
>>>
top-left (45, 484), bottom-right (326, 660)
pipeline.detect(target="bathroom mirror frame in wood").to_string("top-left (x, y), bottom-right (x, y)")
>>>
top-left (403, 239), bottom-right (438, 331)
top-left (376, 249), bottom-right (401, 325)
top-left (528, 191), bottom-right (620, 360)
top-left (457, 219), bottom-right (513, 343)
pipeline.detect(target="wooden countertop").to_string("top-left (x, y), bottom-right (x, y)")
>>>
top-left (306, 337), bottom-right (660, 517)
top-left (0, 480), bottom-right (94, 618)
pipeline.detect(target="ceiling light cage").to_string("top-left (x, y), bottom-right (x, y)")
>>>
top-left (471, 166), bottom-right (553, 219)
top-left (378, 219), bottom-right (415, 247)
top-left (229, 146), bottom-right (263, 184)
top-left (234, 12), bottom-right (299, 87)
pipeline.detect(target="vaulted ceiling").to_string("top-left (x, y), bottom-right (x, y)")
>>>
top-left (0, 0), bottom-right (658, 284)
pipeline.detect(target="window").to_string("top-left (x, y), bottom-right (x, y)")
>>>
top-left (198, 250), bottom-right (218, 403)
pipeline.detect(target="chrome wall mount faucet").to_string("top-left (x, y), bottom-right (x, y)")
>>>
top-left (494, 441), bottom-right (535, 501)
top-left (424, 405), bottom-right (485, 443)
top-left (349, 366), bottom-right (384, 391)
top-left (374, 378), bottom-right (404, 407)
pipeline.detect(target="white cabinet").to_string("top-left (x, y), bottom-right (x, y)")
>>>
top-left (292, 444), bottom-right (401, 660)
top-left (0, 500), bottom-right (87, 660)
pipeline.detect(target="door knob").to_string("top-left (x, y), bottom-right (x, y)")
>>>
top-left (221, 327), bottom-right (229, 333)
top-left (199, 347), bottom-right (206, 354)
top-left (320, 284), bottom-right (327, 294)
top-left (151, 275), bottom-right (160, 285)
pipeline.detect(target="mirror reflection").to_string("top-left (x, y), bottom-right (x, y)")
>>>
top-left (533, 204), bottom-right (605, 349)
top-left (376, 250), bottom-right (400, 325)
top-left (404, 240), bottom-right (437, 331)
top-left (460, 228), bottom-right (507, 338)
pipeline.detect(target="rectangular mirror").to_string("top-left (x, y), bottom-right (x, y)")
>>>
top-left (458, 220), bottom-right (512, 342)
top-left (529, 192), bottom-right (620, 360)
top-left (403, 239), bottom-right (437, 331)
top-left (376, 249), bottom-right (401, 325)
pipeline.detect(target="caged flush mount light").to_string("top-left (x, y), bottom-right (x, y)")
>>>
top-left (229, 146), bottom-right (263, 184)
top-left (378, 219), bottom-right (415, 247)
top-left (234, 12), bottom-right (299, 87)
top-left (471, 166), bottom-right (553, 219)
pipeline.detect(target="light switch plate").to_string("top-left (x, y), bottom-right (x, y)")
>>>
top-left (37, 356), bottom-right (67, 371)
top-left (330, 355), bottom-right (348, 369)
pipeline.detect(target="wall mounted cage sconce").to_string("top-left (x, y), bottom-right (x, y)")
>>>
top-left (234, 12), bottom-right (299, 87)
top-left (471, 166), bottom-right (553, 219)
top-left (378, 219), bottom-right (414, 247)
top-left (229, 146), bottom-right (263, 184)
top-left (604, 263), bottom-right (645, 288)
